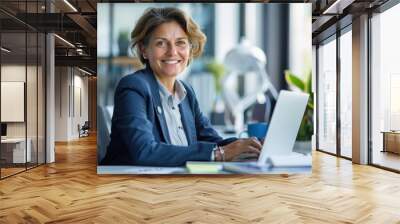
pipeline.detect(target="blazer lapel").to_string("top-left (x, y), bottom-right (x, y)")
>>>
top-left (144, 67), bottom-right (171, 144)
top-left (179, 98), bottom-right (196, 145)
top-left (153, 103), bottom-right (171, 144)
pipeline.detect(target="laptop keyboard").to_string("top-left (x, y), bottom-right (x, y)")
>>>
top-left (233, 153), bottom-right (259, 162)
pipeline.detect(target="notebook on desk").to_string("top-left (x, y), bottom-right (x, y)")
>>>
top-left (223, 90), bottom-right (312, 174)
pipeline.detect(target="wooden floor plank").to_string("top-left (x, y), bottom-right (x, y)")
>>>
top-left (1, 134), bottom-right (400, 223)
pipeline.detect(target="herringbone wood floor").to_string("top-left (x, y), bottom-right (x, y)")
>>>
top-left (1, 134), bottom-right (400, 223)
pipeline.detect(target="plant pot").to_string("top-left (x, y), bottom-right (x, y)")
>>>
top-left (293, 140), bottom-right (311, 155)
top-left (210, 95), bottom-right (225, 125)
top-left (118, 39), bottom-right (130, 56)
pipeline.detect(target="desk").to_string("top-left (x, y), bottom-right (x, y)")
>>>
top-left (382, 131), bottom-right (400, 154)
top-left (1, 138), bottom-right (31, 163)
top-left (97, 166), bottom-right (187, 174)
top-left (97, 163), bottom-right (311, 175)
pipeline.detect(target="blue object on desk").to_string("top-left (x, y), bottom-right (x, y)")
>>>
top-left (239, 122), bottom-right (268, 141)
top-left (248, 122), bottom-right (268, 140)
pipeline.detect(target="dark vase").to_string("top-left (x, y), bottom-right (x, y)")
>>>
top-left (118, 38), bottom-right (130, 56)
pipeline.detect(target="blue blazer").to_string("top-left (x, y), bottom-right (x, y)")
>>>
top-left (101, 67), bottom-right (233, 166)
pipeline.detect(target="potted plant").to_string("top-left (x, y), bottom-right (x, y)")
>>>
top-left (206, 60), bottom-right (225, 95)
top-left (285, 70), bottom-right (314, 154)
top-left (118, 30), bottom-right (130, 56)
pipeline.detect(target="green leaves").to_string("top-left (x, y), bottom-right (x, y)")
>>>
top-left (206, 60), bottom-right (225, 94)
top-left (285, 70), bottom-right (305, 91)
top-left (284, 69), bottom-right (313, 95)
top-left (284, 69), bottom-right (314, 141)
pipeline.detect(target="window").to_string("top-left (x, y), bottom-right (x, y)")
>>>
top-left (339, 28), bottom-right (352, 158)
top-left (371, 2), bottom-right (400, 171)
top-left (0, 1), bottom-right (46, 179)
top-left (317, 36), bottom-right (337, 154)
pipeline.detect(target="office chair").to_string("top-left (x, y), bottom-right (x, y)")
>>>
top-left (79, 121), bottom-right (90, 138)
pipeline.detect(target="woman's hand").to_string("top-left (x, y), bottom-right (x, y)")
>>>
top-left (217, 138), bottom-right (262, 161)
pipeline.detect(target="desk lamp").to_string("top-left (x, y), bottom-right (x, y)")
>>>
top-left (222, 39), bottom-right (278, 132)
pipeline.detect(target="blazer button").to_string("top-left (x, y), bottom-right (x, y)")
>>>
top-left (157, 106), bottom-right (162, 114)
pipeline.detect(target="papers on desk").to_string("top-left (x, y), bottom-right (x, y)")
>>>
top-left (186, 162), bottom-right (224, 174)
top-left (97, 166), bottom-right (187, 174)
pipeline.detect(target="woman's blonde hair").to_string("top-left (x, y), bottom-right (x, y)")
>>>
top-left (131, 7), bottom-right (206, 65)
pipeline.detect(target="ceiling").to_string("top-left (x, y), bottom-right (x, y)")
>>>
top-left (0, 0), bottom-right (394, 75)
top-left (0, 0), bottom-right (98, 74)
top-left (311, 0), bottom-right (390, 43)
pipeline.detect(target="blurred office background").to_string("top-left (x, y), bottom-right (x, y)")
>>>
top-left (97, 3), bottom-right (312, 160)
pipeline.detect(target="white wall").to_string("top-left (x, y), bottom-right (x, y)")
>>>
top-left (1, 65), bottom-right (38, 138)
top-left (289, 4), bottom-right (312, 78)
top-left (1, 65), bottom-right (26, 81)
top-left (1, 65), bottom-right (26, 140)
top-left (214, 4), bottom-right (239, 62)
top-left (1, 64), bottom-right (46, 163)
top-left (244, 4), bottom-right (263, 49)
top-left (1, 82), bottom-right (25, 122)
top-left (55, 66), bottom-right (68, 141)
top-left (55, 67), bottom-right (89, 141)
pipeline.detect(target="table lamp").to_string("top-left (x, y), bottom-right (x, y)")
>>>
top-left (222, 39), bottom-right (278, 132)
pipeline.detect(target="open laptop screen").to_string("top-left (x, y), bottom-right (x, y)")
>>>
top-left (258, 91), bottom-right (309, 165)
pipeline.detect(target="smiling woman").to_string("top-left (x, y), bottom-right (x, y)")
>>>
top-left (100, 7), bottom-right (262, 167)
top-left (140, 21), bottom-right (191, 91)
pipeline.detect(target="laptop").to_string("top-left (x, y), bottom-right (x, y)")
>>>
top-left (223, 90), bottom-right (312, 173)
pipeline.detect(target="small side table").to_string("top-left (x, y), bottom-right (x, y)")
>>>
top-left (381, 131), bottom-right (400, 154)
